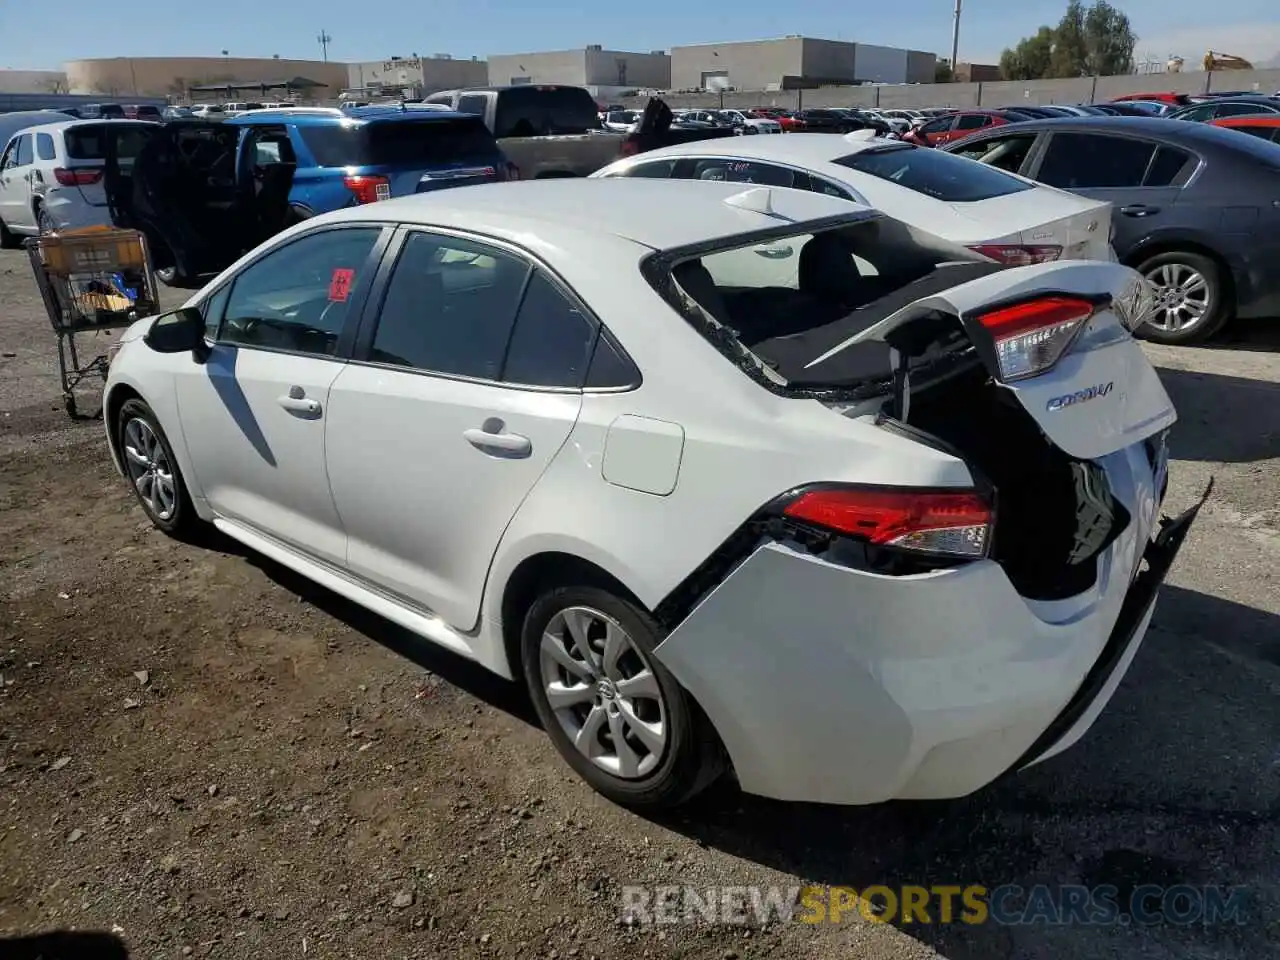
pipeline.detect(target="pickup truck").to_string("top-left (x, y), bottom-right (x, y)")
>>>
top-left (423, 84), bottom-right (734, 177)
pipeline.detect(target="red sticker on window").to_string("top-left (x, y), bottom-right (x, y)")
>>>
top-left (328, 267), bottom-right (355, 302)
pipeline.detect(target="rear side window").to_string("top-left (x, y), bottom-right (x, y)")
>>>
top-left (1035, 133), bottom-right (1156, 188)
top-left (493, 86), bottom-right (601, 138)
top-left (298, 117), bottom-right (498, 166)
top-left (64, 123), bottom-right (153, 160)
top-left (613, 159), bottom-right (675, 178)
top-left (36, 133), bottom-right (56, 161)
top-left (688, 159), bottom-right (800, 188)
top-left (457, 94), bottom-right (489, 117)
top-left (1144, 146), bottom-right (1194, 186)
top-left (955, 114), bottom-right (990, 131)
top-left (835, 145), bottom-right (1033, 201)
top-left (502, 272), bottom-right (598, 388)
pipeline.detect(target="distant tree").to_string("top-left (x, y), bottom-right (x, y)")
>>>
top-left (39, 77), bottom-right (69, 94)
top-left (1000, 0), bottom-right (1136, 79)
top-left (1049, 0), bottom-right (1090, 77)
top-left (935, 60), bottom-right (954, 83)
top-left (1000, 26), bottom-right (1056, 80)
top-left (1084, 0), bottom-right (1137, 75)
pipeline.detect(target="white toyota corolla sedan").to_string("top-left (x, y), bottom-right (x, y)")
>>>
top-left (103, 178), bottom-right (1204, 809)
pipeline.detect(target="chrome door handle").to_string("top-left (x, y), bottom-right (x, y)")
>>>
top-left (463, 423), bottom-right (532, 458)
top-left (1120, 204), bottom-right (1159, 217)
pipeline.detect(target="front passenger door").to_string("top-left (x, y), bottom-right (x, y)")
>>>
top-left (0, 134), bottom-right (35, 230)
top-left (173, 226), bottom-right (387, 568)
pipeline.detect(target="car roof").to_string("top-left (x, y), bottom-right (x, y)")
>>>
top-left (599, 131), bottom-right (905, 166)
top-left (945, 114), bottom-right (1257, 144)
top-left (318, 178), bottom-right (874, 252)
top-left (20, 118), bottom-right (159, 135)
top-left (227, 106), bottom-right (472, 126)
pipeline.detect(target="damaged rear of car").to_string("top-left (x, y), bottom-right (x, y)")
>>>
top-left (641, 197), bottom-right (1204, 805)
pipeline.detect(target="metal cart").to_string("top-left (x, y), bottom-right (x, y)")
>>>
top-left (26, 227), bottom-right (160, 417)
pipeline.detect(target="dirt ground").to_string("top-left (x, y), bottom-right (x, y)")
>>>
top-left (2, 246), bottom-right (1279, 960)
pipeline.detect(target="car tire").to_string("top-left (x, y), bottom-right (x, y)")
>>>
top-left (0, 216), bottom-right (19, 249)
top-left (522, 584), bottom-right (725, 809)
top-left (1135, 250), bottom-right (1231, 345)
top-left (116, 398), bottom-right (199, 538)
top-left (36, 205), bottom-right (57, 235)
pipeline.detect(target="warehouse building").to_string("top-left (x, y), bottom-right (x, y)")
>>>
top-left (345, 54), bottom-right (488, 99)
top-left (670, 36), bottom-right (936, 91)
top-left (486, 46), bottom-right (671, 95)
top-left (63, 57), bottom-right (349, 98)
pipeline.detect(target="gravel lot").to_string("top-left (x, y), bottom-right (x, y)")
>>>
top-left (1, 245), bottom-right (1278, 960)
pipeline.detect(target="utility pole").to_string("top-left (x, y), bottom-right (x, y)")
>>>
top-left (317, 30), bottom-right (333, 63)
top-left (950, 0), bottom-right (962, 77)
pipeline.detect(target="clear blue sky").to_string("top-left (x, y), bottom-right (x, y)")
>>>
top-left (2, 0), bottom-right (1278, 70)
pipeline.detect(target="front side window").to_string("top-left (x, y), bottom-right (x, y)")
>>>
top-left (218, 228), bottom-right (382, 355)
top-left (457, 94), bottom-right (489, 117)
top-left (1035, 133), bottom-right (1156, 189)
top-left (613, 159), bottom-right (675, 178)
top-left (13, 134), bottom-right (32, 167)
top-left (919, 116), bottom-right (955, 135)
top-left (369, 232), bottom-right (529, 380)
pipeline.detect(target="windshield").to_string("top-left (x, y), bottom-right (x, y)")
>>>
top-left (298, 117), bottom-right (499, 166)
top-left (835, 144), bottom-right (1035, 202)
top-left (493, 86), bottom-right (602, 137)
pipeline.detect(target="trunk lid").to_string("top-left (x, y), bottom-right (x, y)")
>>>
top-left (948, 190), bottom-right (1113, 261)
top-left (801, 260), bottom-right (1173, 460)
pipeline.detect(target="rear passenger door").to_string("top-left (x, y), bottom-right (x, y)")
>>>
top-left (324, 228), bottom-right (601, 630)
top-left (1026, 132), bottom-right (1192, 256)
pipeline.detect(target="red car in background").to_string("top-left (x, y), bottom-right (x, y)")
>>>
top-left (901, 109), bottom-right (1015, 146)
top-left (749, 107), bottom-right (807, 131)
top-left (1208, 114), bottom-right (1280, 142)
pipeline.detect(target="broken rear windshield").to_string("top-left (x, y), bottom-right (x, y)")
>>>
top-left (834, 144), bottom-right (1034, 202)
top-left (652, 217), bottom-right (1001, 392)
top-left (298, 117), bottom-right (498, 167)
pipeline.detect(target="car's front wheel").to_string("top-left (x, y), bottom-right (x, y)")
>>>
top-left (117, 398), bottom-right (198, 537)
top-left (1136, 250), bottom-right (1231, 345)
top-left (522, 585), bottom-right (724, 809)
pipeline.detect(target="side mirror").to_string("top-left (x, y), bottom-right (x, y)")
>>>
top-left (144, 306), bottom-right (209, 360)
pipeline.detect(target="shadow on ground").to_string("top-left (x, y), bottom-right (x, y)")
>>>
top-left (196, 527), bottom-right (540, 726)
top-left (1156, 366), bottom-right (1280, 463)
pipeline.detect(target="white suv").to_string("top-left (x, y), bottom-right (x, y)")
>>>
top-left (0, 119), bottom-right (156, 244)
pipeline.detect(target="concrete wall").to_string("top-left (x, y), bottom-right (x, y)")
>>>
top-left (64, 57), bottom-right (350, 98)
top-left (622, 66), bottom-right (1280, 110)
top-left (347, 57), bottom-right (487, 95)
top-left (906, 50), bottom-right (939, 84)
top-left (0, 70), bottom-right (68, 94)
top-left (853, 44), bottom-right (908, 84)
top-left (671, 38), bottom-right (805, 91)
top-left (583, 49), bottom-right (670, 89)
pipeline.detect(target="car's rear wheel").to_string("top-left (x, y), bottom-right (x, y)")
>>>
top-left (36, 205), bottom-right (57, 235)
top-left (1136, 250), bottom-right (1231, 345)
top-left (117, 398), bottom-right (197, 537)
top-left (522, 585), bottom-right (724, 809)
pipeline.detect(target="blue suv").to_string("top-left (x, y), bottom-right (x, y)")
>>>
top-left (225, 106), bottom-right (514, 223)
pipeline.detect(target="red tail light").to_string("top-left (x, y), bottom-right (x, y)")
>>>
top-left (967, 243), bottom-right (1062, 266)
top-left (342, 174), bottom-right (391, 204)
top-left (54, 167), bottom-right (103, 186)
top-left (783, 486), bottom-right (993, 558)
top-left (976, 296), bottom-right (1097, 382)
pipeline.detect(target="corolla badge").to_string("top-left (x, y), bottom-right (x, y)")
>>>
top-left (1046, 381), bottom-right (1115, 412)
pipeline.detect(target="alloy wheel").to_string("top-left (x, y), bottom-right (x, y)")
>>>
top-left (538, 606), bottom-right (668, 779)
top-left (122, 417), bottom-right (177, 521)
top-left (1144, 262), bottom-right (1210, 333)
